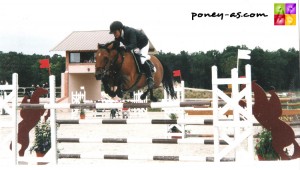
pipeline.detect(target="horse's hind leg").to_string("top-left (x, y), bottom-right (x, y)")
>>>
top-left (149, 89), bottom-right (157, 102)
top-left (140, 89), bottom-right (149, 100)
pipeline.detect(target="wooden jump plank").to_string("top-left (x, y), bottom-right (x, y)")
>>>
top-left (186, 109), bottom-right (300, 116)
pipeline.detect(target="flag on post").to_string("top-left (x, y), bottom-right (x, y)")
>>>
top-left (173, 70), bottom-right (181, 77)
top-left (238, 49), bottom-right (251, 60)
top-left (39, 59), bottom-right (50, 68)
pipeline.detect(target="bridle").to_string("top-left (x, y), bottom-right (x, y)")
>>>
top-left (95, 46), bottom-right (124, 80)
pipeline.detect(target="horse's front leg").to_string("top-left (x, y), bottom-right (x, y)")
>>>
top-left (140, 89), bottom-right (149, 100)
top-left (115, 85), bottom-right (124, 98)
top-left (149, 89), bottom-right (157, 102)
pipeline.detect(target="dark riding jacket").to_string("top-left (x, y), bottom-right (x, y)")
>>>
top-left (115, 26), bottom-right (148, 51)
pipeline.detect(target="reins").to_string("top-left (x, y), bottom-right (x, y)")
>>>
top-left (109, 49), bottom-right (142, 92)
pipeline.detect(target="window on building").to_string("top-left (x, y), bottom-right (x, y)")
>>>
top-left (70, 52), bottom-right (95, 63)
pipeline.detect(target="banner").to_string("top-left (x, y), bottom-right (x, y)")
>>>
top-left (173, 70), bottom-right (181, 77)
top-left (39, 59), bottom-right (50, 69)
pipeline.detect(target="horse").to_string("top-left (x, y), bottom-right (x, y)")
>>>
top-left (9, 87), bottom-right (50, 156)
top-left (95, 41), bottom-right (176, 102)
top-left (240, 81), bottom-right (300, 160)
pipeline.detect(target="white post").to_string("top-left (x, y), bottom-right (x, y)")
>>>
top-left (212, 65), bottom-right (253, 162)
top-left (12, 73), bottom-right (18, 165)
top-left (231, 68), bottom-right (240, 159)
top-left (236, 57), bottom-right (239, 76)
top-left (245, 65), bottom-right (254, 160)
top-left (49, 75), bottom-right (57, 164)
top-left (61, 73), bottom-right (65, 98)
top-left (181, 81), bottom-right (185, 101)
top-left (211, 66), bottom-right (220, 162)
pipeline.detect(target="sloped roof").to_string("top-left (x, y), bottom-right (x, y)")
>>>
top-left (51, 30), bottom-right (157, 54)
top-left (51, 30), bottom-right (113, 51)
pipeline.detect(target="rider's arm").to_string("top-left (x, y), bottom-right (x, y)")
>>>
top-left (124, 29), bottom-right (137, 50)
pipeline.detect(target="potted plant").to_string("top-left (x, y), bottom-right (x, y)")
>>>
top-left (79, 98), bottom-right (85, 119)
top-left (255, 128), bottom-right (280, 160)
top-left (30, 120), bottom-right (51, 157)
top-left (168, 113), bottom-right (183, 139)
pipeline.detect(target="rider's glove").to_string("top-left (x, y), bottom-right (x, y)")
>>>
top-left (134, 48), bottom-right (141, 54)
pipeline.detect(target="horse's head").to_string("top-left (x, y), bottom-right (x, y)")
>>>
top-left (95, 41), bottom-right (121, 80)
top-left (95, 43), bottom-right (111, 80)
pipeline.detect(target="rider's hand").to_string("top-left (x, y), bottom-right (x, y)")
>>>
top-left (134, 48), bottom-right (141, 54)
top-left (119, 45), bottom-right (126, 51)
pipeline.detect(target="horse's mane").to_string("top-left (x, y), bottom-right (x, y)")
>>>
top-left (98, 41), bottom-right (121, 52)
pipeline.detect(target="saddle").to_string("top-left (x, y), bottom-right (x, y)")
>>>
top-left (131, 52), bottom-right (143, 74)
top-left (131, 52), bottom-right (155, 74)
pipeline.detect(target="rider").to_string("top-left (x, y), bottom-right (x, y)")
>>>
top-left (109, 21), bottom-right (154, 89)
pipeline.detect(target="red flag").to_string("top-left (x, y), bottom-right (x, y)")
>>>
top-left (39, 59), bottom-right (50, 68)
top-left (173, 70), bottom-right (181, 77)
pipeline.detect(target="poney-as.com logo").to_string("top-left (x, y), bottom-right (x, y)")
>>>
top-left (274, 3), bottom-right (296, 25)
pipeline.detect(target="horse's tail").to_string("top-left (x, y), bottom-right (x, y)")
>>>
top-left (159, 59), bottom-right (177, 99)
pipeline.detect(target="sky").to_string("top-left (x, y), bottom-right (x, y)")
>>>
top-left (0, 0), bottom-right (299, 56)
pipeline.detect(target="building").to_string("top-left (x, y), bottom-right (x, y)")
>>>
top-left (51, 30), bottom-right (157, 102)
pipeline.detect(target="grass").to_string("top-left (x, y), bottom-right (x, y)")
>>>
top-left (122, 87), bottom-right (212, 100)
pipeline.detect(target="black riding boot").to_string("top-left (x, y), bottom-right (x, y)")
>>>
top-left (143, 60), bottom-right (154, 89)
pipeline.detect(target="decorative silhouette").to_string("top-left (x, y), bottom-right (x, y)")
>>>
top-left (240, 81), bottom-right (300, 160)
top-left (9, 87), bottom-right (50, 156)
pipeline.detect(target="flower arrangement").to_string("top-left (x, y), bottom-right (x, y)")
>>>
top-left (79, 98), bottom-right (85, 118)
top-left (168, 113), bottom-right (181, 133)
top-left (30, 120), bottom-right (51, 155)
top-left (255, 128), bottom-right (280, 160)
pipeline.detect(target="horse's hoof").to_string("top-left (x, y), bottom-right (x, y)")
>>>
top-left (117, 93), bottom-right (123, 98)
top-left (109, 92), bottom-right (116, 97)
top-left (140, 93), bottom-right (147, 100)
top-left (116, 89), bottom-right (124, 98)
top-left (104, 89), bottom-right (110, 94)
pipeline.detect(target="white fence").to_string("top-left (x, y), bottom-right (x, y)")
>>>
top-left (1, 64), bottom-right (255, 164)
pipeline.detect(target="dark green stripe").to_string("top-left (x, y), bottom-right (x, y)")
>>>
top-left (102, 138), bottom-right (127, 143)
top-left (57, 138), bottom-right (79, 143)
top-left (151, 119), bottom-right (177, 124)
top-left (56, 120), bottom-right (79, 124)
top-left (59, 154), bottom-right (80, 159)
top-left (153, 156), bottom-right (179, 161)
top-left (152, 139), bottom-right (178, 144)
top-left (104, 155), bottom-right (128, 160)
top-left (102, 120), bottom-right (127, 124)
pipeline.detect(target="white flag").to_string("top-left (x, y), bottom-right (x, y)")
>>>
top-left (238, 49), bottom-right (251, 60)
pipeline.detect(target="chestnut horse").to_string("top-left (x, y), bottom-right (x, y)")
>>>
top-left (95, 42), bottom-right (176, 101)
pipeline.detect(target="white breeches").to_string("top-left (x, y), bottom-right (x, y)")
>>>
top-left (134, 41), bottom-right (151, 64)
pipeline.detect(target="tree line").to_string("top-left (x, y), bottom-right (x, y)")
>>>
top-left (0, 51), bottom-right (65, 87)
top-left (158, 46), bottom-right (299, 91)
top-left (0, 45), bottom-right (299, 91)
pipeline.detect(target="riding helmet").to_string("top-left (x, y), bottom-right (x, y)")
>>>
top-left (110, 21), bottom-right (123, 34)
